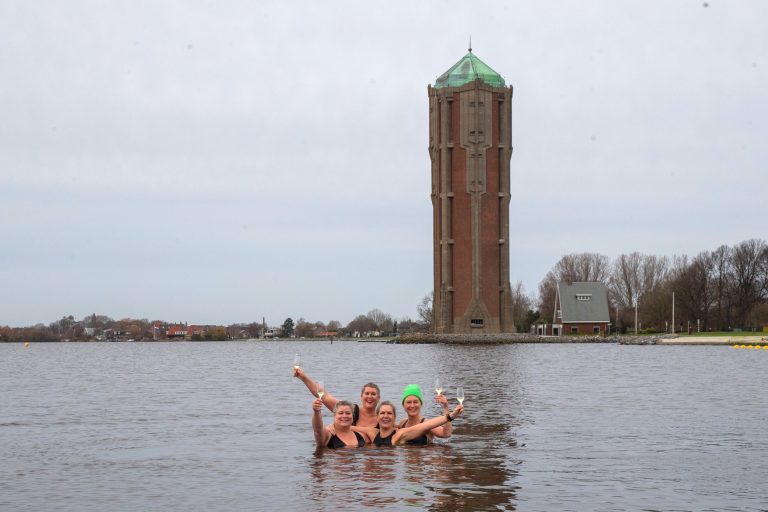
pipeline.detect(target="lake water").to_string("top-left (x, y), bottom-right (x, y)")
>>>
top-left (2, 340), bottom-right (767, 511)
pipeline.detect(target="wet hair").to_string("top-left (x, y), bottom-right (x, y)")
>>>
top-left (360, 382), bottom-right (381, 397)
top-left (376, 400), bottom-right (396, 417)
top-left (333, 400), bottom-right (355, 414)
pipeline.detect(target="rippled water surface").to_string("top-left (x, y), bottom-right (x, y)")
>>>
top-left (2, 340), bottom-right (767, 511)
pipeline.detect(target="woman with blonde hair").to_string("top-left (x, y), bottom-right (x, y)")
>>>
top-left (312, 398), bottom-right (371, 449)
top-left (396, 384), bottom-right (454, 445)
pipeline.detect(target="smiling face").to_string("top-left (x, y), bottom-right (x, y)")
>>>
top-left (333, 405), bottom-right (354, 427)
top-left (360, 386), bottom-right (380, 409)
top-left (376, 403), bottom-right (396, 428)
top-left (403, 396), bottom-right (422, 417)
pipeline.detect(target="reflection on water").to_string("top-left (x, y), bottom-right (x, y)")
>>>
top-left (306, 443), bottom-right (518, 511)
top-left (2, 341), bottom-right (767, 511)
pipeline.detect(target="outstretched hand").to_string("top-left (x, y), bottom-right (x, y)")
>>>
top-left (294, 367), bottom-right (306, 379)
top-left (435, 393), bottom-right (449, 410)
top-left (450, 404), bottom-right (464, 419)
top-left (312, 398), bottom-right (323, 412)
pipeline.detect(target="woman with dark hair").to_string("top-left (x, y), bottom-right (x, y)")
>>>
top-left (295, 367), bottom-right (381, 427)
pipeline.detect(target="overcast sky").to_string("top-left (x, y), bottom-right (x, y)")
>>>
top-left (1, 1), bottom-right (766, 327)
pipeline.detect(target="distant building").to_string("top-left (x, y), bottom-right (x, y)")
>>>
top-left (166, 325), bottom-right (187, 339)
top-left (152, 322), bottom-right (166, 340)
top-left (263, 328), bottom-right (280, 338)
top-left (429, 48), bottom-right (515, 334)
top-left (185, 325), bottom-right (205, 340)
top-left (547, 282), bottom-right (611, 336)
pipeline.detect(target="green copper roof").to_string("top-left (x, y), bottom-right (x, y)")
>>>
top-left (434, 52), bottom-right (505, 89)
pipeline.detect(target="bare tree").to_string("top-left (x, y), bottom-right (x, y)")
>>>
top-left (610, 253), bottom-right (669, 306)
top-left (555, 253), bottom-right (611, 283)
top-left (294, 318), bottom-right (315, 338)
top-left (366, 309), bottom-right (392, 334)
top-left (509, 281), bottom-right (534, 332)
top-left (609, 253), bottom-right (670, 332)
top-left (730, 238), bottom-right (768, 327)
top-left (670, 251), bottom-right (717, 331)
top-left (345, 314), bottom-right (375, 336)
top-left (416, 292), bottom-right (433, 331)
top-left (610, 252), bottom-right (642, 308)
top-left (711, 245), bottom-right (734, 329)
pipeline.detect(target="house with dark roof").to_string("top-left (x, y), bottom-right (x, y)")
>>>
top-left (550, 282), bottom-right (611, 336)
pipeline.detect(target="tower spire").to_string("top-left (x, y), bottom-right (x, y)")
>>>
top-left (468, 35), bottom-right (472, 53)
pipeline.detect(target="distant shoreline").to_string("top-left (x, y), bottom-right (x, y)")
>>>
top-left (7, 334), bottom-right (766, 346)
top-left (392, 333), bottom-right (768, 346)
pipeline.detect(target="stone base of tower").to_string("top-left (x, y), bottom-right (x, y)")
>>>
top-left (432, 281), bottom-right (518, 334)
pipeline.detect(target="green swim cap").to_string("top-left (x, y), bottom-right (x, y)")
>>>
top-left (401, 384), bottom-right (423, 404)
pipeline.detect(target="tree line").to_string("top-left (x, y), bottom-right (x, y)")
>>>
top-left (279, 308), bottom-right (426, 338)
top-left (0, 309), bottom-right (429, 343)
top-left (536, 238), bottom-right (768, 333)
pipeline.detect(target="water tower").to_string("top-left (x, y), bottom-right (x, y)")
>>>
top-left (428, 48), bottom-right (515, 334)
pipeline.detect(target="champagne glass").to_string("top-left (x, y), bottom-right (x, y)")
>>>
top-left (435, 377), bottom-right (444, 410)
top-left (456, 386), bottom-right (465, 405)
top-left (316, 380), bottom-right (325, 400)
top-left (292, 353), bottom-right (301, 381)
top-left (435, 378), bottom-right (444, 396)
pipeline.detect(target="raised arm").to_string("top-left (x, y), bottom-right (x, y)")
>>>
top-left (312, 398), bottom-right (331, 447)
top-left (393, 404), bottom-right (464, 445)
top-left (430, 393), bottom-right (453, 438)
top-left (294, 367), bottom-right (339, 411)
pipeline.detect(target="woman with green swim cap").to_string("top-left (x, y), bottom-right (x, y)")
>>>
top-left (397, 384), bottom-right (454, 445)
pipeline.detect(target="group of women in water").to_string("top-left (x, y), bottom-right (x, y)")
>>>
top-left (294, 367), bottom-right (464, 449)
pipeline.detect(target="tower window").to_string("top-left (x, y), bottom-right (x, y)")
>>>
top-left (576, 294), bottom-right (592, 301)
top-left (470, 319), bottom-right (484, 327)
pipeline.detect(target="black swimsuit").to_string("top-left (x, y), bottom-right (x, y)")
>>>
top-left (400, 418), bottom-right (429, 446)
top-left (374, 430), bottom-right (395, 446)
top-left (326, 431), bottom-right (366, 449)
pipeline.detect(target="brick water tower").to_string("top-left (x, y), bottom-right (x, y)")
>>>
top-left (428, 48), bottom-right (515, 334)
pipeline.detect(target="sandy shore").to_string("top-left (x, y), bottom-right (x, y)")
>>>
top-left (659, 335), bottom-right (768, 345)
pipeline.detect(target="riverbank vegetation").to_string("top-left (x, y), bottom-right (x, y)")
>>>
top-left (537, 238), bottom-right (768, 334)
